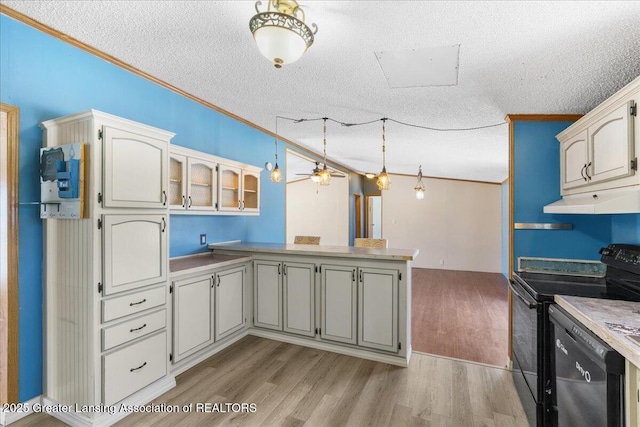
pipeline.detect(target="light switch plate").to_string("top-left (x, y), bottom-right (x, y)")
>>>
top-left (200, 234), bottom-right (206, 245)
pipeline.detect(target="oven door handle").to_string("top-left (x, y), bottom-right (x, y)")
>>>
top-left (509, 280), bottom-right (536, 309)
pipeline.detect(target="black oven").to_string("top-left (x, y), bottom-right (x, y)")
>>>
top-left (510, 243), bottom-right (640, 427)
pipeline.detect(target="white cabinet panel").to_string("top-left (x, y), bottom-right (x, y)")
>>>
top-left (254, 260), bottom-right (282, 331)
top-left (102, 285), bottom-right (166, 322)
top-left (102, 125), bottom-right (168, 208)
top-left (242, 170), bottom-right (260, 212)
top-left (169, 153), bottom-right (187, 209)
top-left (320, 265), bottom-right (357, 345)
top-left (561, 130), bottom-right (589, 190)
top-left (283, 262), bottom-right (315, 337)
top-left (358, 267), bottom-right (398, 352)
top-left (102, 331), bottom-right (167, 405)
top-left (219, 164), bottom-right (242, 212)
top-left (186, 157), bottom-right (218, 211)
top-left (588, 101), bottom-right (635, 184)
top-left (103, 214), bottom-right (167, 295)
top-left (102, 309), bottom-right (166, 351)
top-left (173, 275), bottom-right (214, 362)
top-left (215, 266), bottom-right (245, 340)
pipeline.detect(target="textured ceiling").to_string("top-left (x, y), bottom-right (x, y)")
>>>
top-left (3, 1), bottom-right (640, 182)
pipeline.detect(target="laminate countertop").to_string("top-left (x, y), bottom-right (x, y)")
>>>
top-left (554, 295), bottom-right (640, 368)
top-left (170, 253), bottom-right (252, 276)
top-left (207, 241), bottom-right (419, 261)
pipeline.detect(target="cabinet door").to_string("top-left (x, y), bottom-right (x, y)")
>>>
top-left (358, 267), bottom-right (398, 352)
top-left (241, 170), bottom-right (260, 212)
top-left (103, 215), bottom-right (167, 295)
top-left (215, 266), bottom-right (245, 340)
top-left (587, 101), bottom-right (635, 184)
top-left (320, 265), bottom-right (357, 345)
top-left (187, 158), bottom-right (218, 211)
top-left (283, 262), bottom-right (315, 337)
top-left (169, 153), bottom-right (187, 209)
top-left (253, 260), bottom-right (282, 331)
top-left (561, 130), bottom-right (589, 190)
top-left (219, 164), bottom-right (242, 212)
top-left (102, 125), bottom-right (168, 208)
top-left (173, 275), bottom-right (214, 362)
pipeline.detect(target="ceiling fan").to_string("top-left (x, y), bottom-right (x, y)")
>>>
top-left (296, 161), bottom-right (346, 182)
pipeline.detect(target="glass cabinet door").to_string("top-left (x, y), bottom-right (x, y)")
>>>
top-left (169, 154), bottom-right (187, 209)
top-left (219, 164), bottom-right (241, 211)
top-left (242, 171), bottom-right (260, 212)
top-left (187, 158), bottom-right (217, 211)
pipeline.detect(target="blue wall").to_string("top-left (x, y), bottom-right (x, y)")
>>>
top-left (0, 13), bottom-right (332, 401)
top-left (512, 121), bottom-right (614, 264)
top-left (502, 180), bottom-right (509, 277)
top-left (611, 214), bottom-right (640, 244)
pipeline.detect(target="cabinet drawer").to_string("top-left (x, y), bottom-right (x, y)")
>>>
top-left (102, 309), bottom-right (166, 351)
top-left (102, 286), bottom-right (166, 322)
top-left (103, 331), bottom-right (167, 405)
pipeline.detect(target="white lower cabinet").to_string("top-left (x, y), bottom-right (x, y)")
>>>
top-left (172, 274), bottom-right (214, 362)
top-left (283, 262), bottom-right (316, 337)
top-left (215, 265), bottom-right (246, 340)
top-left (102, 331), bottom-right (167, 406)
top-left (254, 259), bottom-right (316, 337)
top-left (320, 265), bottom-right (357, 345)
top-left (171, 263), bottom-right (248, 365)
top-left (358, 267), bottom-right (398, 352)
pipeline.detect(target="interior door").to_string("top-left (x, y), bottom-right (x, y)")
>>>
top-left (102, 125), bottom-right (168, 208)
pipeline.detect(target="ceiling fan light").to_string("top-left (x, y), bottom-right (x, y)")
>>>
top-left (310, 174), bottom-right (321, 183)
top-left (270, 163), bottom-right (282, 183)
top-left (365, 172), bottom-right (376, 179)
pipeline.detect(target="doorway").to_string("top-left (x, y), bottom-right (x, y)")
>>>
top-left (354, 194), bottom-right (362, 239)
top-left (366, 195), bottom-right (381, 238)
top-left (0, 103), bottom-right (19, 404)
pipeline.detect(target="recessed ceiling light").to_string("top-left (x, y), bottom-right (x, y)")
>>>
top-left (365, 172), bottom-right (376, 179)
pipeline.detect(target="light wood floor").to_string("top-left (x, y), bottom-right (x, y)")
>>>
top-left (13, 336), bottom-right (527, 427)
top-left (412, 268), bottom-right (509, 367)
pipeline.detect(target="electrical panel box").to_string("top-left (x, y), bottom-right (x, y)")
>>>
top-left (40, 142), bottom-right (86, 219)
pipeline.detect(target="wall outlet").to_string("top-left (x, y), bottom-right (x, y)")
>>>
top-left (439, 259), bottom-right (444, 265)
top-left (200, 234), bottom-right (206, 245)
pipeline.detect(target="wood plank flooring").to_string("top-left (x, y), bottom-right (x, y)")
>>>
top-left (12, 336), bottom-right (527, 427)
top-left (412, 268), bottom-right (509, 367)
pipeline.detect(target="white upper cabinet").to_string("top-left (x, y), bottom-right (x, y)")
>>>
top-left (102, 125), bottom-right (168, 209)
top-left (219, 164), bottom-right (261, 213)
top-left (169, 153), bottom-right (187, 209)
top-left (556, 77), bottom-right (638, 197)
top-left (587, 101), bottom-right (635, 185)
top-left (186, 157), bottom-right (218, 211)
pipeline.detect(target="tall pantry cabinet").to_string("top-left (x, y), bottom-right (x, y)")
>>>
top-left (40, 110), bottom-right (176, 424)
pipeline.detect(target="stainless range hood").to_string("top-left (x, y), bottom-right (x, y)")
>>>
top-left (543, 187), bottom-right (640, 214)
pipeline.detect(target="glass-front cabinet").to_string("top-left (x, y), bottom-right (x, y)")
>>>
top-left (170, 146), bottom-right (260, 215)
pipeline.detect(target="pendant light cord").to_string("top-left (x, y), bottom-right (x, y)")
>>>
top-left (382, 118), bottom-right (387, 169)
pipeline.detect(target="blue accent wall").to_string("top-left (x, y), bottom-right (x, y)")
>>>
top-left (502, 180), bottom-right (509, 278)
top-left (611, 214), bottom-right (640, 244)
top-left (512, 121), bottom-right (613, 265)
top-left (1, 13), bottom-right (341, 401)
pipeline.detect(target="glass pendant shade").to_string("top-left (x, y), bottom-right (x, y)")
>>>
top-left (377, 167), bottom-right (391, 190)
top-left (270, 163), bottom-right (282, 183)
top-left (318, 165), bottom-right (331, 186)
top-left (254, 26), bottom-right (308, 67)
top-left (414, 165), bottom-right (425, 199)
top-left (415, 187), bottom-right (425, 200)
top-left (310, 174), bottom-right (321, 183)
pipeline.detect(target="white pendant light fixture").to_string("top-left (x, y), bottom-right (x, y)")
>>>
top-left (270, 118), bottom-right (282, 183)
top-left (250, 0), bottom-right (318, 68)
top-left (318, 118), bottom-right (331, 186)
top-left (414, 165), bottom-right (425, 200)
top-left (377, 118), bottom-right (391, 190)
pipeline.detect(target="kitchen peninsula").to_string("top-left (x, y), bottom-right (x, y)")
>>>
top-left (206, 241), bottom-right (418, 366)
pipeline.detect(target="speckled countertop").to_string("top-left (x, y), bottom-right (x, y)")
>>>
top-left (555, 295), bottom-right (640, 368)
top-left (208, 241), bottom-right (419, 261)
top-left (170, 253), bottom-right (252, 276)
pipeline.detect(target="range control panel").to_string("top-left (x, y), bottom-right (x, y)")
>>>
top-left (600, 244), bottom-right (640, 271)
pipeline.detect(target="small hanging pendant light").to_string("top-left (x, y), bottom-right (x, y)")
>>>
top-left (415, 165), bottom-right (425, 200)
top-left (377, 118), bottom-right (391, 190)
top-left (318, 118), bottom-right (331, 186)
top-left (270, 118), bottom-right (282, 183)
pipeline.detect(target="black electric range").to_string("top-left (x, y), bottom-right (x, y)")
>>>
top-left (510, 243), bottom-right (640, 427)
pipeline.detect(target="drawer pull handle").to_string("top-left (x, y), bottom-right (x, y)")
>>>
top-left (129, 298), bottom-right (147, 307)
top-left (130, 362), bottom-right (147, 372)
top-left (129, 323), bottom-right (147, 332)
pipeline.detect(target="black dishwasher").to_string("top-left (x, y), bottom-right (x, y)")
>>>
top-left (548, 304), bottom-right (625, 427)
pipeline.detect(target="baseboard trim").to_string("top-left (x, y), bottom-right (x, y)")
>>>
top-left (0, 395), bottom-right (42, 426)
top-left (248, 328), bottom-right (409, 367)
